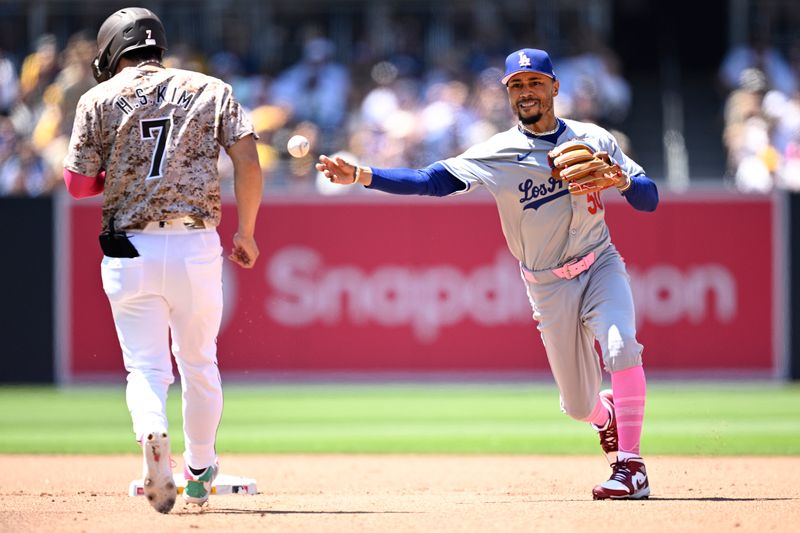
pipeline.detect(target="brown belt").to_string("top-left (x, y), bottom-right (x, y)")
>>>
top-left (127, 215), bottom-right (207, 231)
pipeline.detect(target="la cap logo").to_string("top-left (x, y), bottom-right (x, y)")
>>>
top-left (518, 51), bottom-right (531, 68)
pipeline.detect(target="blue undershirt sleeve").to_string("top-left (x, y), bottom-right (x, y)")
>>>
top-left (367, 162), bottom-right (467, 197)
top-left (622, 174), bottom-right (659, 212)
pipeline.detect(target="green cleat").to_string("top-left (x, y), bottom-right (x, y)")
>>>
top-left (183, 462), bottom-right (218, 506)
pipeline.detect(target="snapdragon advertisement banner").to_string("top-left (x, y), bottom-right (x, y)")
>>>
top-left (66, 193), bottom-right (778, 378)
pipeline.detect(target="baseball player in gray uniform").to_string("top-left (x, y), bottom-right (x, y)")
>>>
top-left (63, 8), bottom-right (262, 513)
top-left (317, 48), bottom-right (658, 500)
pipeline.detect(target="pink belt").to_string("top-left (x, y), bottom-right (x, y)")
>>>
top-left (521, 246), bottom-right (606, 284)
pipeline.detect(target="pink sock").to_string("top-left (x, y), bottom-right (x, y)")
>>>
top-left (582, 396), bottom-right (611, 428)
top-left (611, 365), bottom-right (646, 455)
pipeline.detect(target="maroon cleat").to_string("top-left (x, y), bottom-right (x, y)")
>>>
top-left (592, 389), bottom-right (618, 464)
top-left (592, 456), bottom-right (650, 500)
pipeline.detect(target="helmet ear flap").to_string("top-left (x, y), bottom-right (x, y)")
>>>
top-left (92, 53), bottom-right (110, 83)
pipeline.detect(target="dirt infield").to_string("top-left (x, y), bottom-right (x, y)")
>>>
top-left (1, 455), bottom-right (798, 532)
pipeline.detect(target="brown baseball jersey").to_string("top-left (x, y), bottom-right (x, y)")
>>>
top-left (64, 65), bottom-right (255, 230)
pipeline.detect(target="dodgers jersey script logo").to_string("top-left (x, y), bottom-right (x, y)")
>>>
top-left (440, 119), bottom-right (644, 271)
top-left (64, 66), bottom-right (255, 231)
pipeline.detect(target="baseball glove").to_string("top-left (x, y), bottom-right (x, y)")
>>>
top-left (547, 141), bottom-right (625, 195)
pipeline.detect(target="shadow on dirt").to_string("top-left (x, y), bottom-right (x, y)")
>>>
top-left (175, 508), bottom-right (418, 515)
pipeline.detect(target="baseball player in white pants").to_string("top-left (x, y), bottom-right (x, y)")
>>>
top-left (317, 48), bottom-right (658, 500)
top-left (64, 7), bottom-right (262, 513)
top-left (104, 225), bottom-right (225, 470)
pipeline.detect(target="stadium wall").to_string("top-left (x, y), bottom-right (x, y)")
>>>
top-left (789, 192), bottom-right (800, 380)
top-left (59, 190), bottom-right (787, 382)
top-left (0, 196), bottom-right (54, 383)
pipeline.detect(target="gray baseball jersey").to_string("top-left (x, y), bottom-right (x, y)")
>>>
top-left (64, 66), bottom-right (255, 231)
top-left (440, 119), bottom-right (643, 271)
top-left (441, 119), bottom-right (645, 418)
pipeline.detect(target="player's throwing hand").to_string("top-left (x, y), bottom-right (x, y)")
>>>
top-left (316, 155), bottom-right (362, 185)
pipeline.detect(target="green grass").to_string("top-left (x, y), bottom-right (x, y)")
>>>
top-left (0, 382), bottom-right (798, 455)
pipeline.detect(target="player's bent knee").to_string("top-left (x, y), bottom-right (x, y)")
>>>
top-left (561, 397), bottom-right (597, 421)
top-left (603, 335), bottom-right (643, 373)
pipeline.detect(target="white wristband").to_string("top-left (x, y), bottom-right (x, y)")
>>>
top-left (352, 165), bottom-right (361, 185)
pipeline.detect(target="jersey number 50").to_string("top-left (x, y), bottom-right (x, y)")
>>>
top-left (587, 191), bottom-right (605, 214)
top-left (140, 117), bottom-right (173, 180)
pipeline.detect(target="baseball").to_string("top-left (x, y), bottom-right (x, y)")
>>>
top-left (287, 135), bottom-right (310, 158)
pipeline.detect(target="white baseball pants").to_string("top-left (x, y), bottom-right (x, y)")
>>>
top-left (100, 222), bottom-right (223, 470)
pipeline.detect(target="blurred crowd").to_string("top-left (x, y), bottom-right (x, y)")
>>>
top-left (720, 35), bottom-right (800, 193)
top-left (0, 29), bottom-right (635, 197)
top-left (8, 26), bottom-right (800, 198)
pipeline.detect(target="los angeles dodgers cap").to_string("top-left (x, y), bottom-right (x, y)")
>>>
top-left (501, 48), bottom-right (556, 85)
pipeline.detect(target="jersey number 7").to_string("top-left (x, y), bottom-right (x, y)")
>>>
top-left (140, 117), bottom-right (173, 180)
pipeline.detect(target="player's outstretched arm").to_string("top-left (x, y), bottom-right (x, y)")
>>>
top-left (316, 155), bottom-right (466, 197)
top-left (227, 134), bottom-right (262, 268)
